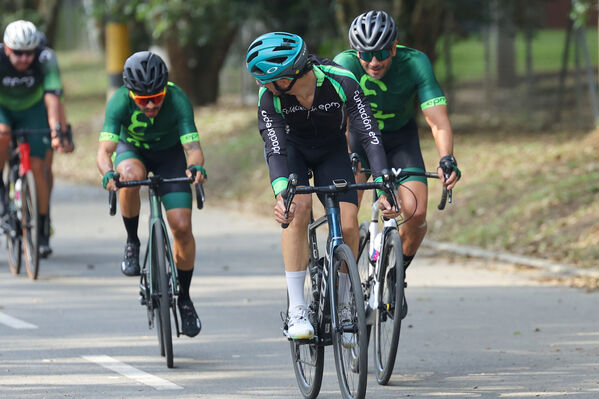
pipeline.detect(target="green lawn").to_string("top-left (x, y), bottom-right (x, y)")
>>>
top-left (434, 28), bottom-right (598, 83)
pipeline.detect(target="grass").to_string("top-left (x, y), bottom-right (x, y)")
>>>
top-left (52, 45), bottom-right (599, 269)
top-left (434, 29), bottom-right (598, 83)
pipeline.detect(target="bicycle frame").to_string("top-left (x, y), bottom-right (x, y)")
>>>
top-left (140, 181), bottom-right (179, 321)
top-left (308, 193), bottom-right (346, 346)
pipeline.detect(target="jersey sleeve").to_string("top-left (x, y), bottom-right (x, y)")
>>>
top-left (257, 87), bottom-right (289, 196)
top-left (99, 88), bottom-right (128, 143)
top-left (39, 48), bottom-right (63, 96)
top-left (170, 84), bottom-right (200, 145)
top-left (413, 51), bottom-right (446, 110)
top-left (341, 76), bottom-right (388, 178)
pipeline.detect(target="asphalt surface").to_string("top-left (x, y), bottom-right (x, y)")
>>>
top-left (0, 181), bottom-right (598, 399)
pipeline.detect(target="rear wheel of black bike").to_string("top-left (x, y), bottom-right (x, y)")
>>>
top-left (289, 260), bottom-right (324, 399)
top-left (153, 223), bottom-right (173, 368)
top-left (331, 243), bottom-right (367, 399)
top-left (373, 228), bottom-right (404, 385)
top-left (22, 172), bottom-right (39, 280)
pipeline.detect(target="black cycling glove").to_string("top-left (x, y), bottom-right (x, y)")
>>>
top-left (439, 155), bottom-right (461, 180)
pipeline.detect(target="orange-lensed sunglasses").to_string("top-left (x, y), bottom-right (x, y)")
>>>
top-left (130, 87), bottom-right (167, 106)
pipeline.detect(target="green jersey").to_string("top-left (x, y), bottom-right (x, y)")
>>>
top-left (99, 82), bottom-right (199, 151)
top-left (333, 45), bottom-right (446, 132)
top-left (0, 44), bottom-right (63, 111)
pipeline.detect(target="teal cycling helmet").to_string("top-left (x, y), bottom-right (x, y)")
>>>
top-left (246, 32), bottom-right (309, 84)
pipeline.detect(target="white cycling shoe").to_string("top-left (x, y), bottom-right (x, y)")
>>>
top-left (339, 304), bottom-right (356, 349)
top-left (287, 305), bottom-right (314, 340)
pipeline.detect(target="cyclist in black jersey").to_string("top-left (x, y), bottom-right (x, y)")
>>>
top-left (246, 32), bottom-right (396, 339)
top-left (334, 10), bottom-right (461, 277)
top-left (0, 20), bottom-right (74, 257)
top-left (96, 51), bottom-right (206, 337)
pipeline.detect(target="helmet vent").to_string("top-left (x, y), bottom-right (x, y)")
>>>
top-left (273, 46), bottom-right (292, 52)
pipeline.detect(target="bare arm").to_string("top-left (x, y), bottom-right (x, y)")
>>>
top-left (183, 141), bottom-right (206, 184)
top-left (96, 140), bottom-right (118, 190)
top-left (422, 104), bottom-right (459, 189)
top-left (44, 93), bottom-right (72, 152)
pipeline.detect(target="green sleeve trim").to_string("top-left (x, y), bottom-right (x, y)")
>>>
top-left (325, 75), bottom-right (346, 103)
top-left (421, 96), bottom-right (447, 110)
top-left (313, 65), bottom-right (326, 86)
top-left (317, 64), bottom-right (359, 83)
top-left (272, 177), bottom-right (289, 196)
top-left (180, 132), bottom-right (200, 144)
top-left (99, 132), bottom-right (119, 142)
top-left (374, 176), bottom-right (385, 197)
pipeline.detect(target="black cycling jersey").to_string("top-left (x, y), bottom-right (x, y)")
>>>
top-left (257, 55), bottom-right (387, 195)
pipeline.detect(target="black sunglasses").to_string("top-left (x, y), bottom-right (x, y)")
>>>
top-left (12, 49), bottom-right (35, 57)
top-left (358, 49), bottom-right (391, 62)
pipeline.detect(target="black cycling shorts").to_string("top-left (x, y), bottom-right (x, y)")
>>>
top-left (114, 140), bottom-right (191, 210)
top-left (349, 118), bottom-right (427, 184)
top-left (286, 136), bottom-right (358, 206)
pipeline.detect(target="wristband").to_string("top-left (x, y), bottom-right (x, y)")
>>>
top-left (188, 165), bottom-right (207, 178)
top-left (102, 170), bottom-right (115, 189)
top-left (374, 176), bottom-right (385, 198)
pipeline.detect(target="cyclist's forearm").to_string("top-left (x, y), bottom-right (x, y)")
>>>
top-left (423, 105), bottom-right (453, 157)
top-left (96, 141), bottom-right (117, 176)
top-left (44, 92), bottom-right (66, 131)
top-left (183, 141), bottom-right (205, 167)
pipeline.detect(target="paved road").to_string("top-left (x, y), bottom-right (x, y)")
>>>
top-left (0, 182), bottom-right (598, 398)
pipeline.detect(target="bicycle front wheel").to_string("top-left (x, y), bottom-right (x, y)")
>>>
top-left (6, 207), bottom-right (22, 275)
top-left (289, 260), bottom-right (324, 399)
top-left (22, 171), bottom-right (39, 280)
top-left (153, 223), bottom-right (174, 368)
top-left (331, 244), bottom-right (368, 399)
top-left (373, 228), bottom-right (404, 385)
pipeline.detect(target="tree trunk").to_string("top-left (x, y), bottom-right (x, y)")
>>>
top-left (405, 0), bottom-right (445, 64)
top-left (165, 27), bottom-right (238, 106)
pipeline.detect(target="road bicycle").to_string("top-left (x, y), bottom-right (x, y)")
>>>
top-left (280, 171), bottom-right (399, 399)
top-left (2, 126), bottom-right (72, 280)
top-left (109, 172), bottom-right (204, 368)
top-left (350, 153), bottom-right (450, 385)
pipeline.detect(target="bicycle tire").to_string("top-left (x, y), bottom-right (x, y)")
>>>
top-left (6, 207), bottom-right (22, 275)
top-left (373, 228), bottom-right (404, 385)
top-left (331, 243), bottom-right (368, 399)
top-left (153, 223), bottom-right (174, 368)
top-left (22, 171), bottom-right (39, 280)
top-left (288, 261), bottom-right (324, 399)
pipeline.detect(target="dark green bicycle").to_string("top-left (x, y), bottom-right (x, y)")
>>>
top-left (109, 172), bottom-right (204, 368)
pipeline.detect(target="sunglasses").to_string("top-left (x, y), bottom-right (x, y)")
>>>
top-left (12, 49), bottom-right (35, 57)
top-left (130, 87), bottom-right (166, 106)
top-left (358, 49), bottom-right (391, 62)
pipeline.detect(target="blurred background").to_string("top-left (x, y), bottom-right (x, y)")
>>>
top-left (2, 0), bottom-right (598, 270)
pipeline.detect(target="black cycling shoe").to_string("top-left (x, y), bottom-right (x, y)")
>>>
top-left (178, 298), bottom-right (201, 337)
top-left (39, 234), bottom-right (52, 259)
top-left (121, 242), bottom-right (141, 276)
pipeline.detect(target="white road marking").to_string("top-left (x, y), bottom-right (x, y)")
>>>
top-left (0, 311), bottom-right (38, 329)
top-left (82, 355), bottom-right (183, 390)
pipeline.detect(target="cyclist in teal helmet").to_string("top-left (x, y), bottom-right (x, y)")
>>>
top-left (246, 32), bottom-right (397, 341)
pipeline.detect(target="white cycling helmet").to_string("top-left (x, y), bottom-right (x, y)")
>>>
top-left (3, 20), bottom-right (40, 50)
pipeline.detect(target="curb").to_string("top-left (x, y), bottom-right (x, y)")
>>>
top-left (421, 240), bottom-right (599, 279)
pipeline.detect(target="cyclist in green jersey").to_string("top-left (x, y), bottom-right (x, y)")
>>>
top-left (0, 20), bottom-right (74, 258)
top-left (96, 51), bottom-right (206, 337)
top-left (334, 10), bottom-right (461, 281)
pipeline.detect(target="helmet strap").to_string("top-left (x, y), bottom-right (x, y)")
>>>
top-left (272, 61), bottom-right (313, 94)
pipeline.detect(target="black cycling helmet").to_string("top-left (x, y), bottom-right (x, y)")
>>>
top-left (349, 10), bottom-right (398, 52)
top-left (122, 51), bottom-right (168, 95)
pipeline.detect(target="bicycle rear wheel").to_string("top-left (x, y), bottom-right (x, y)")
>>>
top-left (21, 172), bottom-right (39, 280)
top-left (289, 260), bottom-right (324, 399)
top-left (373, 228), bottom-right (404, 385)
top-left (331, 244), bottom-right (367, 399)
top-left (153, 223), bottom-right (174, 368)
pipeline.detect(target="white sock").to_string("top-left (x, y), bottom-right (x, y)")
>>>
top-left (286, 270), bottom-right (307, 311)
top-left (338, 272), bottom-right (350, 305)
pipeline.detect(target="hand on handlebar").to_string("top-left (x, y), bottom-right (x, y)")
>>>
top-left (186, 165), bottom-right (207, 185)
top-left (275, 193), bottom-right (295, 225)
top-left (378, 193), bottom-right (401, 219)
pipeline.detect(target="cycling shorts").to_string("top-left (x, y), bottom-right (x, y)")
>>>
top-left (0, 99), bottom-right (52, 159)
top-left (349, 118), bottom-right (427, 184)
top-left (286, 136), bottom-right (358, 206)
top-left (114, 140), bottom-right (191, 210)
